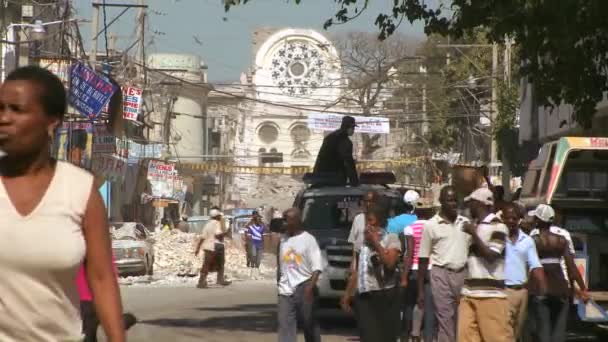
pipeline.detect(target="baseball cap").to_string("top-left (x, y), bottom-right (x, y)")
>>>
top-left (464, 188), bottom-right (494, 206)
top-left (528, 204), bottom-right (555, 223)
top-left (403, 190), bottom-right (420, 206)
top-left (341, 116), bottom-right (358, 128)
top-left (209, 209), bottom-right (223, 218)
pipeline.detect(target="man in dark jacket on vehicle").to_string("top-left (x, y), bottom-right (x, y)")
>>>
top-left (313, 116), bottom-right (359, 186)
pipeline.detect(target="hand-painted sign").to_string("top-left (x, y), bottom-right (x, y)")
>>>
top-left (307, 113), bottom-right (390, 134)
top-left (91, 154), bottom-right (127, 182)
top-left (68, 62), bottom-right (117, 119)
top-left (123, 87), bottom-right (143, 121)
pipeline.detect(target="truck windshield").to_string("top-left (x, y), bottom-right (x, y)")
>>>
top-left (301, 195), bottom-right (400, 230)
top-left (301, 195), bottom-right (363, 230)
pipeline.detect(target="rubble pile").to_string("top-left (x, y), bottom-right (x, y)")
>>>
top-left (120, 230), bottom-right (275, 287)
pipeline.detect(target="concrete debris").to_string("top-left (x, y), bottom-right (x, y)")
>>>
top-left (120, 230), bottom-right (275, 287)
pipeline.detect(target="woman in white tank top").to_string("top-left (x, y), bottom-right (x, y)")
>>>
top-left (0, 66), bottom-right (125, 341)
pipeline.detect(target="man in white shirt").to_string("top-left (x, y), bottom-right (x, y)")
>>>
top-left (195, 209), bottom-right (230, 288)
top-left (277, 208), bottom-right (322, 342)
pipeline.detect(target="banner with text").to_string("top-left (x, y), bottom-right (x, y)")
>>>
top-left (68, 62), bottom-right (117, 119)
top-left (307, 113), bottom-right (390, 134)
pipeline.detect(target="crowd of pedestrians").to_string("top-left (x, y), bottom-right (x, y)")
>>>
top-left (275, 182), bottom-right (590, 342)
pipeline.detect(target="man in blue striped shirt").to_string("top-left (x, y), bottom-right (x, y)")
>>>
top-left (247, 211), bottom-right (267, 278)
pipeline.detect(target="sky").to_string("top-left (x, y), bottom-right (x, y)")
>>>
top-left (73, 0), bottom-right (426, 81)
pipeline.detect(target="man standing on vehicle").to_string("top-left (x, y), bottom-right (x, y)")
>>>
top-left (194, 209), bottom-right (231, 288)
top-left (458, 188), bottom-right (512, 342)
top-left (277, 208), bottom-right (322, 342)
top-left (313, 116), bottom-right (359, 186)
top-left (417, 186), bottom-right (471, 342)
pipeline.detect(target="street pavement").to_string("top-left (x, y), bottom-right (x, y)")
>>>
top-left (118, 280), bottom-right (357, 342)
top-left (113, 280), bottom-right (601, 342)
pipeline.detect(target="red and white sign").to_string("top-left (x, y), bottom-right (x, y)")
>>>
top-left (123, 87), bottom-right (143, 121)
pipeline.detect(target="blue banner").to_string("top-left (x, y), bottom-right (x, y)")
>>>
top-left (68, 62), bottom-right (117, 119)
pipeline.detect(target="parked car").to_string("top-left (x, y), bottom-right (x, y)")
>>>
top-left (111, 222), bottom-right (155, 276)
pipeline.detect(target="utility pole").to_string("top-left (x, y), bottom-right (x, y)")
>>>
top-left (490, 43), bottom-right (499, 168)
top-left (135, 0), bottom-right (145, 82)
top-left (90, 1), bottom-right (99, 65)
top-left (501, 38), bottom-right (513, 199)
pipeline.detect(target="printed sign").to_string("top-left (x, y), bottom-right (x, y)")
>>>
top-left (92, 124), bottom-right (116, 155)
top-left (123, 87), bottom-right (143, 121)
top-left (116, 139), bottom-right (165, 164)
top-left (55, 122), bottom-right (93, 170)
top-left (68, 62), bottom-right (117, 119)
top-left (147, 160), bottom-right (183, 198)
top-left (307, 113), bottom-right (390, 134)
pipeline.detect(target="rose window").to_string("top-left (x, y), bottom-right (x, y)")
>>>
top-left (270, 41), bottom-right (328, 96)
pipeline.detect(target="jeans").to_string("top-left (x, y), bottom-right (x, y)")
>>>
top-left (529, 295), bottom-right (569, 342)
top-left (357, 287), bottom-right (401, 342)
top-left (277, 281), bottom-right (321, 342)
top-left (403, 270), bottom-right (436, 341)
top-left (251, 243), bottom-right (263, 268)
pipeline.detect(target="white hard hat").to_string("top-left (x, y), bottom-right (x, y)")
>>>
top-left (403, 190), bottom-right (420, 206)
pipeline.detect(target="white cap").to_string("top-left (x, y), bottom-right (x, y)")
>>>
top-left (464, 188), bottom-right (494, 206)
top-left (209, 209), bottom-right (223, 218)
top-left (403, 190), bottom-right (420, 206)
top-left (528, 204), bottom-right (555, 223)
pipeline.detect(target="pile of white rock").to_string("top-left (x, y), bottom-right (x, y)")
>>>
top-left (119, 230), bottom-right (275, 287)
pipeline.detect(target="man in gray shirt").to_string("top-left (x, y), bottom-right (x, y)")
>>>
top-left (417, 186), bottom-right (471, 342)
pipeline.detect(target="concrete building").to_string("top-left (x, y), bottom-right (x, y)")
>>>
top-left (519, 79), bottom-right (608, 145)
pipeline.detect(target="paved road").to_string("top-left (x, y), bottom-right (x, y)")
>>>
top-left (119, 280), bottom-right (357, 342)
top-left (116, 280), bottom-right (602, 342)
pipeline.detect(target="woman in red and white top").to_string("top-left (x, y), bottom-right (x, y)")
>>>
top-left (401, 209), bottom-right (436, 342)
